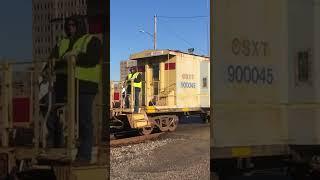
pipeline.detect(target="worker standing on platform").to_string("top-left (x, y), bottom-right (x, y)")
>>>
top-left (124, 66), bottom-right (142, 112)
top-left (47, 15), bottom-right (101, 164)
top-left (124, 67), bottom-right (132, 109)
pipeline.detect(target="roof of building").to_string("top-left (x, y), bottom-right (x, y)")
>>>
top-left (129, 49), bottom-right (209, 60)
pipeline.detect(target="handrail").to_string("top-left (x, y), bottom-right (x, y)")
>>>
top-left (0, 55), bottom-right (87, 162)
top-left (0, 59), bottom-right (56, 65)
top-left (110, 80), bottom-right (178, 110)
top-left (110, 78), bottom-right (210, 111)
top-left (0, 63), bottom-right (12, 147)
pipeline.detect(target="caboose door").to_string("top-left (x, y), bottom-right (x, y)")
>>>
top-left (144, 62), bottom-right (160, 106)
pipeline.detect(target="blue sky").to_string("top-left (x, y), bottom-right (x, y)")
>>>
top-left (111, 0), bottom-right (210, 80)
top-left (0, 1), bottom-right (209, 78)
top-left (0, 1), bottom-right (32, 61)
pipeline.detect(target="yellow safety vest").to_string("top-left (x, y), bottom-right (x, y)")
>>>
top-left (127, 73), bottom-right (133, 82)
top-left (132, 72), bottom-right (142, 89)
top-left (126, 72), bottom-right (141, 88)
top-left (58, 34), bottom-right (101, 83)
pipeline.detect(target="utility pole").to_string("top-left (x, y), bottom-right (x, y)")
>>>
top-left (154, 14), bottom-right (157, 50)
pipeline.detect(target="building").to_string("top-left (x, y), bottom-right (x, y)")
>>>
top-left (32, 0), bottom-right (88, 61)
top-left (120, 61), bottom-right (128, 82)
top-left (120, 60), bottom-right (137, 82)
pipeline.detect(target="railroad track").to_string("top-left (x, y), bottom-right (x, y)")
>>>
top-left (110, 132), bottom-right (164, 147)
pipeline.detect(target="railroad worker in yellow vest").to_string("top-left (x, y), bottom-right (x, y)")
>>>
top-left (125, 66), bottom-right (142, 112)
top-left (47, 15), bottom-right (101, 164)
top-left (124, 67), bottom-right (133, 108)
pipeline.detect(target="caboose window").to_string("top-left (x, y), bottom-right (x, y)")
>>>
top-left (297, 51), bottom-right (310, 83)
top-left (203, 77), bottom-right (207, 88)
top-left (152, 64), bottom-right (160, 96)
top-left (152, 64), bottom-right (159, 81)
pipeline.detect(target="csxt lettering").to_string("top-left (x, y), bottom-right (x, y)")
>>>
top-left (232, 38), bottom-right (269, 57)
top-left (182, 74), bottom-right (195, 80)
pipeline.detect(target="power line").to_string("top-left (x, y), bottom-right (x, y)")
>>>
top-left (158, 18), bottom-right (207, 55)
top-left (157, 15), bottom-right (209, 19)
top-left (157, 14), bottom-right (209, 55)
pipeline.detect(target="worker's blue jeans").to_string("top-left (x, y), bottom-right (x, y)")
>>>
top-left (46, 93), bottom-right (64, 148)
top-left (47, 93), bottom-right (94, 162)
top-left (125, 87), bottom-right (140, 112)
top-left (76, 93), bottom-right (94, 161)
top-left (125, 94), bottom-right (130, 108)
top-left (134, 87), bottom-right (140, 113)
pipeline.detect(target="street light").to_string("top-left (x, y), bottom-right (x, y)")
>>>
top-left (139, 30), bottom-right (153, 37)
top-left (138, 15), bottom-right (157, 50)
top-left (139, 29), bottom-right (155, 49)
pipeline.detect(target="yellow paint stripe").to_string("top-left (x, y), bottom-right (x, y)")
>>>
top-left (231, 147), bottom-right (252, 157)
top-left (147, 109), bottom-right (156, 113)
top-left (146, 106), bottom-right (156, 113)
top-left (182, 108), bottom-right (189, 112)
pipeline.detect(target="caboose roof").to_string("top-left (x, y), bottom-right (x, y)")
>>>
top-left (129, 49), bottom-right (209, 60)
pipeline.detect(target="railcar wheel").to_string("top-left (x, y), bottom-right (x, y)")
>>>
top-left (200, 113), bottom-right (210, 124)
top-left (159, 117), bottom-right (169, 132)
top-left (168, 116), bottom-right (179, 132)
top-left (139, 126), bottom-right (154, 135)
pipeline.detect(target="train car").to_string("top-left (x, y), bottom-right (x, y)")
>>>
top-left (211, 0), bottom-right (320, 178)
top-left (110, 81), bottom-right (123, 108)
top-left (110, 49), bottom-right (210, 136)
top-left (0, 2), bottom-right (109, 178)
top-left (0, 59), bottom-right (108, 180)
top-left (0, 70), bottom-right (32, 128)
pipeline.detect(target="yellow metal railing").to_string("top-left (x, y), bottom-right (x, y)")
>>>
top-left (110, 78), bottom-right (211, 112)
top-left (110, 80), bottom-right (177, 111)
top-left (0, 56), bottom-right (105, 164)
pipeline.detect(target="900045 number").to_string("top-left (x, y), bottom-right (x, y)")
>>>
top-left (227, 65), bottom-right (274, 85)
